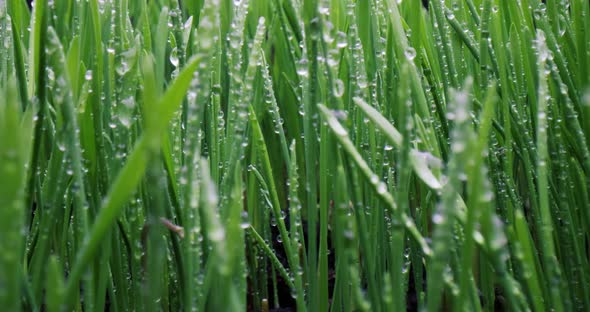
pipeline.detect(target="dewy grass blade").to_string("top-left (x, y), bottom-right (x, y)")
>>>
top-left (248, 105), bottom-right (298, 291)
top-left (353, 97), bottom-right (402, 147)
top-left (247, 226), bottom-right (295, 290)
top-left (4, 0), bottom-right (590, 310)
top-left (353, 97), bottom-right (443, 190)
top-left (534, 30), bottom-right (565, 312)
top-left (26, 0), bottom-right (46, 99)
top-left (9, 17), bottom-right (28, 109)
top-left (63, 55), bottom-right (201, 303)
top-left (458, 84), bottom-right (496, 310)
top-left (319, 104), bottom-right (432, 257)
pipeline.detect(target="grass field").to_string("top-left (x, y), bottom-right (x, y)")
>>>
top-left (1, 0), bottom-right (589, 311)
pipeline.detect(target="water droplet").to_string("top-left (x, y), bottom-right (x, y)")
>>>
top-left (377, 182), bottom-right (387, 194)
top-left (432, 213), bottom-right (445, 224)
top-left (333, 79), bottom-right (345, 97)
top-left (297, 58), bottom-right (309, 77)
top-left (170, 47), bottom-right (179, 67)
top-left (404, 47), bottom-right (417, 61)
top-left (336, 31), bottom-right (348, 48)
top-left (240, 211), bottom-right (250, 229)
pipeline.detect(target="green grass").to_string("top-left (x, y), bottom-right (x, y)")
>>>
top-left (0, 0), bottom-right (589, 311)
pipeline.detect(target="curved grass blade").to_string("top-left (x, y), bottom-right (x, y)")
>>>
top-left (319, 104), bottom-right (432, 257)
top-left (63, 55), bottom-right (202, 304)
top-left (353, 97), bottom-right (442, 190)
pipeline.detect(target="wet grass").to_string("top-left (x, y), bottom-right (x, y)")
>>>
top-left (0, 0), bottom-right (589, 311)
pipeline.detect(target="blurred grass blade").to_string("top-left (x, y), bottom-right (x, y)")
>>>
top-left (0, 79), bottom-right (31, 311)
